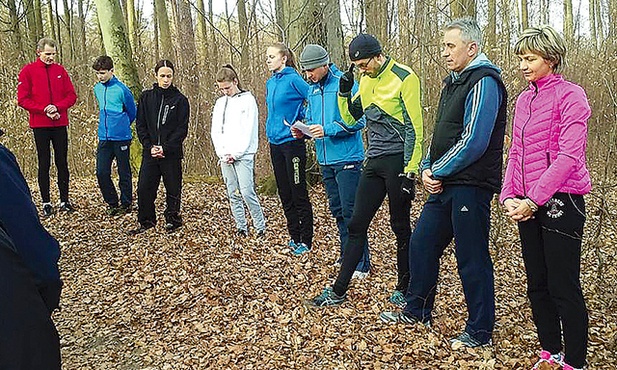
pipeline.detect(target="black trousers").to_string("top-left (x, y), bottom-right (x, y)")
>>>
top-left (333, 153), bottom-right (411, 296)
top-left (137, 155), bottom-right (183, 227)
top-left (0, 227), bottom-right (61, 370)
top-left (518, 193), bottom-right (587, 368)
top-left (270, 140), bottom-right (314, 248)
top-left (33, 127), bottom-right (69, 203)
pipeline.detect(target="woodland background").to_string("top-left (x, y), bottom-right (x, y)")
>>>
top-left (0, 0), bottom-right (616, 368)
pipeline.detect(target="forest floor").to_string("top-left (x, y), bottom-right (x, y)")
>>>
top-left (41, 177), bottom-right (617, 369)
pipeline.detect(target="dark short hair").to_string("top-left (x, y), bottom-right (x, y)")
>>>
top-left (92, 55), bottom-right (114, 71)
top-left (155, 60), bottom-right (175, 74)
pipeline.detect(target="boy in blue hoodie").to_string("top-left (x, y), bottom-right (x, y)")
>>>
top-left (93, 56), bottom-right (137, 215)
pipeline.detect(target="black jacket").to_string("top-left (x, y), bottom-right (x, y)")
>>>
top-left (136, 84), bottom-right (190, 159)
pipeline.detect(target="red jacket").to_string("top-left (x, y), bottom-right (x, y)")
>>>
top-left (17, 59), bottom-right (77, 128)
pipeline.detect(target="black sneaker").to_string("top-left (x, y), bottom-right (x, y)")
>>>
top-left (42, 203), bottom-right (54, 217)
top-left (118, 204), bottom-right (132, 214)
top-left (237, 229), bottom-right (248, 237)
top-left (164, 222), bottom-right (182, 233)
top-left (128, 224), bottom-right (154, 236)
top-left (379, 311), bottom-right (431, 327)
top-left (59, 201), bottom-right (75, 212)
top-left (256, 230), bottom-right (265, 238)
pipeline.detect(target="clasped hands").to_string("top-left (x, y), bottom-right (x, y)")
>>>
top-left (44, 104), bottom-right (60, 120)
top-left (150, 145), bottom-right (165, 159)
top-left (504, 198), bottom-right (537, 222)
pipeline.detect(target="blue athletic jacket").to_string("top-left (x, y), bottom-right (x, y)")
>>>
top-left (93, 76), bottom-right (137, 141)
top-left (265, 66), bottom-right (309, 145)
top-left (306, 64), bottom-right (365, 165)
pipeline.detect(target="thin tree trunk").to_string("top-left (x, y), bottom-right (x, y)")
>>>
top-left (365, 0), bottom-right (388, 44)
top-left (61, 0), bottom-right (74, 62)
top-left (175, 0), bottom-right (198, 95)
top-left (126, 0), bottom-right (139, 54)
top-left (238, 0), bottom-right (249, 70)
top-left (324, 0), bottom-right (344, 67)
top-left (275, 0), bottom-right (285, 40)
top-left (34, 0), bottom-right (44, 40)
top-left (451, 0), bottom-right (476, 19)
top-left (154, 0), bottom-right (173, 59)
top-left (152, 0), bottom-right (160, 61)
top-left (77, 0), bottom-right (87, 58)
top-left (195, 0), bottom-right (208, 64)
top-left (563, 0), bottom-right (574, 43)
top-left (486, 0), bottom-right (496, 52)
top-left (46, 0), bottom-right (56, 44)
top-left (520, 0), bottom-right (529, 31)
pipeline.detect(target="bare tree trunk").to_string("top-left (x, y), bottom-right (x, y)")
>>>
top-left (589, 0), bottom-right (597, 50)
top-left (152, 0), bottom-right (160, 61)
top-left (224, 0), bottom-right (235, 65)
top-left (275, 0), bottom-right (285, 40)
top-left (195, 0), bottom-right (208, 63)
top-left (563, 0), bottom-right (574, 43)
top-left (53, 0), bottom-right (62, 61)
top-left (238, 0), bottom-right (249, 70)
top-left (7, 0), bottom-right (25, 62)
top-left (609, 0), bottom-right (617, 42)
top-left (154, 0), bottom-right (173, 59)
top-left (365, 0), bottom-right (388, 44)
top-left (486, 0), bottom-right (496, 52)
top-left (23, 0), bottom-right (38, 46)
top-left (175, 0), bottom-right (198, 95)
top-left (33, 0), bottom-right (44, 41)
top-left (520, 0), bottom-right (529, 31)
top-left (46, 0), bottom-right (56, 43)
top-left (126, 0), bottom-right (139, 54)
top-left (61, 0), bottom-right (74, 62)
top-left (540, 0), bottom-right (549, 24)
top-left (324, 0), bottom-right (344, 67)
top-left (76, 0), bottom-right (87, 58)
top-left (93, 5), bottom-right (106, 54)
top-left (451, 0), bottom-right (476, 19)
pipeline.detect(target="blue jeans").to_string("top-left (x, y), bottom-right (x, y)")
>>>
top-left (321, 162), bottom-right (370, 272)
top-left (220, 157), bottom-right (266, 233)
top-left (405, 185), bottom-right (494, 343)
top-left (96, 140), bottom-right (132, 207)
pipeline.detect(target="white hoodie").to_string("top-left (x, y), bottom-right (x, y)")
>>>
top-left (211, 90), bottom-right (259, 160)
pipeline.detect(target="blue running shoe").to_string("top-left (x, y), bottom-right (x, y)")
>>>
top-left (389, 290), bottom-right (407, 308)
top-left (304, 287), bottom-right (346, 307)
top-left (292, 242), bottom-right (309, 255)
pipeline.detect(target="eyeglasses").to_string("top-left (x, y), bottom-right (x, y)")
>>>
top-left (356, 56), bottom-right (375, 70)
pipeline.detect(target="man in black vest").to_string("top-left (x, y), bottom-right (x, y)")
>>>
top-left (379, 18), bottom-right (507, 349)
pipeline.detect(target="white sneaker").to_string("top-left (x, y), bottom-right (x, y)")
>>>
top-left (352, 270), bottom-right (369, 280)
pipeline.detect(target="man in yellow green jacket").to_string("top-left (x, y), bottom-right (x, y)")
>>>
top-left (306, 33), bottom-right (424, 307)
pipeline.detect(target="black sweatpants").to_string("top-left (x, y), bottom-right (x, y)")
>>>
top-left (137, 155), bottom-right (183, 227)
top-left (333, 153), bottom-right (411, 296)
top-left (518, 193), bottom-right (587, 368)
top-left (270, 140), bottom-right (314, 248)
top-left (33, 127), bottom-right (69, 203)
top-left (0, 226), bottom-right (61, 370)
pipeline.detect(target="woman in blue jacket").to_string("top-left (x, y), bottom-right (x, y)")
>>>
top-left (265, 43), bottom-right (313, 255)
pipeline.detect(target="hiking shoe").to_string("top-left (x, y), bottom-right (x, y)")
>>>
top-left (128, 224), bottom-right (154, 236)
top-left (352, 270), bottom-right (369, 280)
top-left (379, 311), bottom-right (430, 327)
top-left (165, 223), bottom-right (182, 233)
top-left (450, 331), bottom-right (492, 349)
top-left (304, 287), bottom-right (346, 307)
top-left (532, 350), bottom-right (564, 369)
top-left (292, 242), bottom-right (310, 255)
top-left (42, 203), bottom-right (54, 217)
top-left (237, 229), bottom-right (248, 237)
top-left (59, 201), bottom-right (75, 212)
top-left (389, 290), bottom-right (407, 308)
top-left (107, 205), bottom-right (120, 216)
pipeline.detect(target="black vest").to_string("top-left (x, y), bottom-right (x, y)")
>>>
top-left (430, 67), bottom-right (507, 193)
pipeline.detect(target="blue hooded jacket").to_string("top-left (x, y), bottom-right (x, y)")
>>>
top-left (265, 66), bottom-right (309, 145)
top-left (93, 76), bottom-right (137, 141)
top-left (305, 64), bottom-right (365, 165)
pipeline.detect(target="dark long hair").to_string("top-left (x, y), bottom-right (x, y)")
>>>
top-left (154, 59), bottom-right (175, 74)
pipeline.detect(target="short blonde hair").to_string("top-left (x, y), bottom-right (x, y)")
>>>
top-left (514, 25), bottom-right (566, 73)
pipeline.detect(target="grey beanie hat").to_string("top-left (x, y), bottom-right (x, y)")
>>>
top-left (299, 44), bottom-right (330, 70)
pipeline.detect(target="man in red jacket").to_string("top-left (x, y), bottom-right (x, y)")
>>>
top-left (17, 38), bottom-right (77, 217)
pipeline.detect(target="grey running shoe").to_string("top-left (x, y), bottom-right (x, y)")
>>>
top-left (450, 331), bottom-right (492, 349)
top-left (379, 311), bottom-right (430, 327)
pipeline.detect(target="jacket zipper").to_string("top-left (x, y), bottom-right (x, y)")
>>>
top-left (156, 96), bottom-right (164, 145)
top-left (103, 85), bottom-right (108, 140)
top-left (46, 66), bottom-right (55, 125)
top-left (320, 84), bottom-right (327, 165)
top-left (521, 83), bottom-right (539, 196)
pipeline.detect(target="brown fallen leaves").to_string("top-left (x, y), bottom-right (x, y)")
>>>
top-left (39, 178), bottom-right (616, 369)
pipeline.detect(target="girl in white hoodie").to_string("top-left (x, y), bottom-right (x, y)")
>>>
top-left (211, 65), bottom-right (266, 236)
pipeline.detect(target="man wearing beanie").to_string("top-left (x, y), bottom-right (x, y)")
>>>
top-left (306, 34), bottom-right (424, 308)
top-left (293, 44), bottom-right (371, 279)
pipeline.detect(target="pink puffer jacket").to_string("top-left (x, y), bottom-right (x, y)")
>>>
top-left (500, 74), bottom-right (591, 206)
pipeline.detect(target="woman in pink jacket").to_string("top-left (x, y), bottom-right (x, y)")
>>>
top-left (500, 26), bottom-right (591, 370)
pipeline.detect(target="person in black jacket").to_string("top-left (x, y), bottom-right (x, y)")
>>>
top-left (131, 60), bottom-right (190, 234)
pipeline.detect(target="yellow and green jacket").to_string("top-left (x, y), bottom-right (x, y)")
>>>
top-left (338, 57), bottom-right (423, 174)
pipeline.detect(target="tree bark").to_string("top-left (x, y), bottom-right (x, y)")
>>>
top-left (451, 0), bottom-right (476, 19)
top-left (126, 0), bottom-right (139, 54)
top-left (154, 0), bottom-right (173, 59)
top-left (520, 0), bottom-right (529, 31)
top-left (175, 0), bottom-right (198, 96)
top-left (365, 0), bottom-right (388, 44)
top-left (563, 0), bottom-right (574, 43)
top-left (486, 0), bottom-right (496, 52)
top-left (237, 0), bottom-right (249, 70)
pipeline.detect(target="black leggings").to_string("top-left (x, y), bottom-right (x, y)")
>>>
top-left (270, 140), bottom-right (314, 248)
top-left (518, 193), bottom-right (587, 368)
top-left (333, 153), bottom-right (411, 296)
top-left (33, 127), bottom-right (69, 203)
